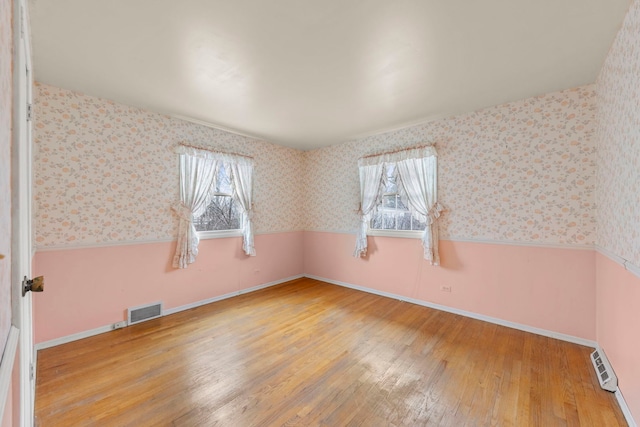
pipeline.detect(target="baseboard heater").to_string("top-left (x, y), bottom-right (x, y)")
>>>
top-left (590, 349), bottom-right (618, 392)
top-left (128, 301), bottom-right (163, 325)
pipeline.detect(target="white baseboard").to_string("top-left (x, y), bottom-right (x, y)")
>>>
top-left (35, 324), bottom-right (114, 351)
top-left (163, 274), bottom-right (304, 316)
top-left (0, 326), bottom-right (19, 424)
top-left (615, 389), bottom-right (637, 427)
top-left (304, 274), bottom-right (598, 348)
top-left (35, 274), bottom-right (304, 351)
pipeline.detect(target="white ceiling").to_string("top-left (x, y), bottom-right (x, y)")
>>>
top-left (29, 0), bottom-right (631, 150)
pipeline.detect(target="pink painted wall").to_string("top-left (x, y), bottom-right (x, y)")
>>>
top-left (596, 255), bottom-right (640, 419)
top-left (595, 0), bottom-right (640, 422)
top-left (33, 232), bottom-right (304, 344)
top-left (304, 231), bottom-right (596, 340)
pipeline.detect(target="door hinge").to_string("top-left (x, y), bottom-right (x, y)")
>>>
top-left (27, 103), bottom-right (33, 121)
top-left (30, 363), bottom-right (34, 380)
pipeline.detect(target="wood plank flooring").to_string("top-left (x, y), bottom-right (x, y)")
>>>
top-left (35, 278), bottom-right (627, 426)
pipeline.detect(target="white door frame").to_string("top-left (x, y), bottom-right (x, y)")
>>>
top-left (12, 0), bottom-right (35, 425)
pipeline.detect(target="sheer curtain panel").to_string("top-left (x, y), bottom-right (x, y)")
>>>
top-left (353, 162), bottom-right (384, 257)
top-left (172, 147), bottom-right (219, 268)
top-left (355, 146), bottom-right (443, 265)
top-left (230, 159), bottom-right (256, 256)
top-left (173, 146), bottom-right (256, 268)
top-left (396, 155), bottom-right (444, 265)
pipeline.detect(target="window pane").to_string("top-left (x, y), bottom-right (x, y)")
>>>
top-left (397, 212), bottom-right (412, 230)
top-left (371, 212), bottom-right (383, 229)
top-left (382, 195), bottom-right (396, 209)
top-left (368, 162), bottom-right (427, 232)
top-left (216, 163), bottom-right (233, 195)
top-left (194, 195), bottom-right (241, 231)
top-left (396, 196), bottom-right (408, 211)
top-left (412, 217), bottom-right (427, 231)
top-left (382, 211), bottom-right (396, 230)
top-left (385, 165), bottom-right (397, 193)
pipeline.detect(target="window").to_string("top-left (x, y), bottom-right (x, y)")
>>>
top-left (193, 163), bottom-right (242, 236)
top-left (370, 164), bottom-right (426, 235)
top-left (354, 146), bottom-right (443, 265)
top-left (173, 146), bottom-right (255, 269)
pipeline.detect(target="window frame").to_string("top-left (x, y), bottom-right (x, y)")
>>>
top-left (196, 193), bottom-right (243, 239)
top-left (367, 228), bottom-right (423, 239)
top-left (198, 228), bottom-right (243, 240)
top-left (367, 163), bottom-right (426, 239)
top-left (193, 163), bottom-right (244, 240)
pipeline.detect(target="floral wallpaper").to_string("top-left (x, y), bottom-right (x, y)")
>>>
top-left (596, 0), bottom-right (640, 267)
top-left (35, 81), bottom-right (599, 249)
top-left (0, 0), bottom-right (12, 361)
top-left (304, 85), bottom-right (597, 246)
top-left (34, 83), bottom-right (305, 248)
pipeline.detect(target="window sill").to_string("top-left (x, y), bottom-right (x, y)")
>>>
top-left (197, 229), bottom-right (243, 240)
top-left (367, 229), bottom-right (423, 239)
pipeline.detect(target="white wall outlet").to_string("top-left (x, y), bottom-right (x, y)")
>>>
top-left (112, 321), bottom-right (127, 330)
top-left (440, 285), bottom-right (452, 293)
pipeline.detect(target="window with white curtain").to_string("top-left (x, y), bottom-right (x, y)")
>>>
top-left (172, 145), bottom-right (255, 269)
top-left (369, 163), bottom-right (427, 237)
top-left (354, 146), bottom-right (443, 265)
top-left (193, 163), bottom-right (243, 238)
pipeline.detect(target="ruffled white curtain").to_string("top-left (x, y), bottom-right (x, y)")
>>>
top-left (396, 155), bottom-right (444, 265)
top-left (354, 146), bottom-right (443, 265)
top-left (172, 148), bottom-right (219, 268)
top-left (173, 146), bottom-right (255, 269)
top-left (353, 163), bottom-right (385, 257)
top-left (229, 160), bottom-right (256, 256)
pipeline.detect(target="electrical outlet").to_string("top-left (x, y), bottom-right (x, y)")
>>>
top-left (112, 321), bottom-right (127, 330)
top-left (440, 285), bottom-right (452, 293)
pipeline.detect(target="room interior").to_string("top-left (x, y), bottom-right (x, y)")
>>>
top-left (2, 0), bottom-right (640, 425)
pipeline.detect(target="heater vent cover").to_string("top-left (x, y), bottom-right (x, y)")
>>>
top-left (128, 301), bottom-right (163, 325)
top-left (590, 349), bottom-right (618, 392)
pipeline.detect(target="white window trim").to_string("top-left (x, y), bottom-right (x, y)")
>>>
top-left (367, 229), bottom-right (423, 239)
top-left (196, 193), bottom-right (244, 240)
top-left (198, 229), bottom-right (243, 240)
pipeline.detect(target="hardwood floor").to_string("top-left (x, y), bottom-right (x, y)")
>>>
top-left (35, 278), bottom-right (627, 426)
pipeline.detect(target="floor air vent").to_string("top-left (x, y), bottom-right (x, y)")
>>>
top-left (128, 302), bottom-right (163, 325)
top-left (590, 349), bottom-right (617, 392)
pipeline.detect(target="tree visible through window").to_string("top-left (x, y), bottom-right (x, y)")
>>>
top-left (370, 164), bottom-right (426, 232)
top-left (193, 163), bottom-right (241, 231)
